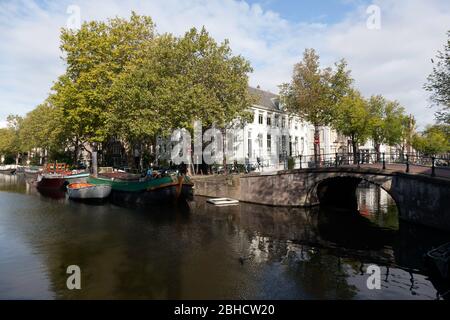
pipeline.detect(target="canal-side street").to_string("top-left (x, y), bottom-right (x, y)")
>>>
top-left (0, 174), bottom-right (449, 300)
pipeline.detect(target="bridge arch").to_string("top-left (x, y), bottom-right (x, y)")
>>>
top-left (196, 167), bottom-right (450, 231)
top-left (304, 172), bottom-right (399, 213)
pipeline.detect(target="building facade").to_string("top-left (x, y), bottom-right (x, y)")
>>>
top-left (155, 86), bottom-right (349, 170)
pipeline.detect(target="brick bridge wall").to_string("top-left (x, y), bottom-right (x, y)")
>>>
top-left (192, 167), bottom-right (450, 232)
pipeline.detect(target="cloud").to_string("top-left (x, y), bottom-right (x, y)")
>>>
top-left (0, 0), bottom-right (448, 129)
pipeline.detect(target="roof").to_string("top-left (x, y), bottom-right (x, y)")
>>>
top-left (248, 86), bottom-right (280, 112)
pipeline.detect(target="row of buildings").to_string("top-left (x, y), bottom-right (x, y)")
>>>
top-left (155, 86), bottom-right (391, 170)
top-left (14, 86), bottom-right (399, 171)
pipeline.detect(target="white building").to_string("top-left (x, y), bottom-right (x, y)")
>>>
top-left (237, 86), bottom-right (341, 169)
top-left (157, 86), bottom-right (345, 170)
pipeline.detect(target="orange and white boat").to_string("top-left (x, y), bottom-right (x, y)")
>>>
top-left (67, 183), bottom-right (112, 200)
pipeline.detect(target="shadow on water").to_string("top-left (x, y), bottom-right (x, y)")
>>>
top-left (0, 174), bottom-right (449, 299)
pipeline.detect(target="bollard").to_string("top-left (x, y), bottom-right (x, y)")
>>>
top-left (335, 153), bottom-right (338, 167)
top-left (406, 154), bottom-right (410, 173)
top-left (382, 152), bottom-right (386, 170)
top-left (299, 155), bottom-right (302, 170)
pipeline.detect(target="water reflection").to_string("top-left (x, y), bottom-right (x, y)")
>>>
top-left (0, 175), bottom-right (449, 300)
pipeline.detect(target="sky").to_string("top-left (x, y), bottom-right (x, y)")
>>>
top-left (0, 0), bottom-right (449, 129)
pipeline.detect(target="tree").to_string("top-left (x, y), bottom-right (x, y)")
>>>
top-left (0, 128), bottom-right (16, 163)
top-left (280, 48), bottom-right (352, 164)
top-left (333, 90), bottom-right (371, 163)
top-left (0, 115), bottom-right (25, 164)
top-left (50, 12), bottom-right (156, 174)
top-left (412, 125), bottom-right (450, 156)
top-left (108, 27), bottom-right (254, 170)
top-left (425, 30), bottom-right (450, 124)
top-left (19, 102), bottom-right (68, 163)
top-left (367, 95), bottom-right (406, 159)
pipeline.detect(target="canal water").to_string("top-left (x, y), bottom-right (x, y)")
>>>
top-left (0, 174), bottom-right (449, 300)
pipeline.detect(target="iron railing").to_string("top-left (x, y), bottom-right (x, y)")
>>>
top-left (212, 152), bottom-right (450, 178)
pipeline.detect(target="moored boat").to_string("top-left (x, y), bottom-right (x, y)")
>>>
top-left (64, 172), bottom-right (90, 184)
top-left (36, 173), bottom-right (66, 190)
top-left (0, 165), bottom-right (17, 175)
top-left (425, 242), bottom-right (450, 281)
top-left (87, 174), bottom-right (194, 206)
top-left (24, 166), bottom-right (43, 180)
top-left (67, 183), bottom-right (112, 200)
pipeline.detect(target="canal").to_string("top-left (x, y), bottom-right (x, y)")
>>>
top-left (0, 174), bottom-right (449, 300)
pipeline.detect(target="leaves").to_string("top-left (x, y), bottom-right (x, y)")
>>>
top-left (11, 14), bottom-right (253, 167)
top-left (333, 89), bottom-right (371, 147)
top-left (424, 30), bottom-right (450, 124)
top-left (280, 48), bottom-right (353, 127)
top-left (367, 95), bottom-right (407, 149)
top-left (412, 125), bottom-right (450, 156)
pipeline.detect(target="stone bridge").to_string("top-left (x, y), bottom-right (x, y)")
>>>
top-left (192, 167), bottom-right (450, 232)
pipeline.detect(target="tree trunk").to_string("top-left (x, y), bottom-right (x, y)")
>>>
top-left (73, 138), bottom-right (79, 165)
top-left (352, 138), bottom-right (358, 164)
top-left (91, 143), bottom-right (98, 177)
top-left (314, 126), bottom-right (321, 167)
top-left (222, 128), bottom-right (227, 175)
top-left (126, 147), bottom-right (135, 171)
top-left (374, 142), bottom-right (381, 162)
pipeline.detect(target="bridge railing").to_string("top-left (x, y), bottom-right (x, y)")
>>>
top-left (207, 152), bottom-right (449, 178)
top-left (286, 152), bottom-right (450, 178)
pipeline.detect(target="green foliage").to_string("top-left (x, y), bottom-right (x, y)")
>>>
top-left (333, 90), bottom-right (371, 151)
top-left (45, 14), bottom-right (253, 168)
top-left (108, 27), bottom-right (254, 145)
top-left (287, 157), bottom-right (295, 170)
top-left (51, 12), bottom-right (156, 146)
top-left (412, 124), bottom-right (450, 156)
top-left (280, 49), bottom-right (353, 127)
top-left (0, 115), bottom-right (24, 160)
top-left (425, 30), bottom-right (450, 124)
top-left (367, 95), bottom-right (407, 151)
top-left (19, 103), bottom-right (67, 154)
top-left (0, 128), bottom-right (16, 157)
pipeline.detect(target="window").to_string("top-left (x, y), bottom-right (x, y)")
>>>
top-left (282, 117), bottom-right (286, 129)
top-left (281, 135), bottom-right (287, 152)
top-left (258, 113), bottom-right (263, 124)
top-left (258, 133), bottom-right (263, 149)
top-left (275, 114), bottom-right (280, 127)
top-left (267, 114), bottom-right (272, 126)
top-left (233, 135), bottom-right (238, 156)
top-left (301, 137), bottom-right (304, 154)
top-left (267, 134), bottom-right (272, 153)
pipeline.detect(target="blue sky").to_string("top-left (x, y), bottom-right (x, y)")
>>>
top-left (246, 0), bottom-right (369, 24)
top-left (1, 0), bottom-right (449, 129)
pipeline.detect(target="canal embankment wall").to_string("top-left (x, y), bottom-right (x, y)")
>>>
top-left (191, 170), bottom-right (450, 232)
